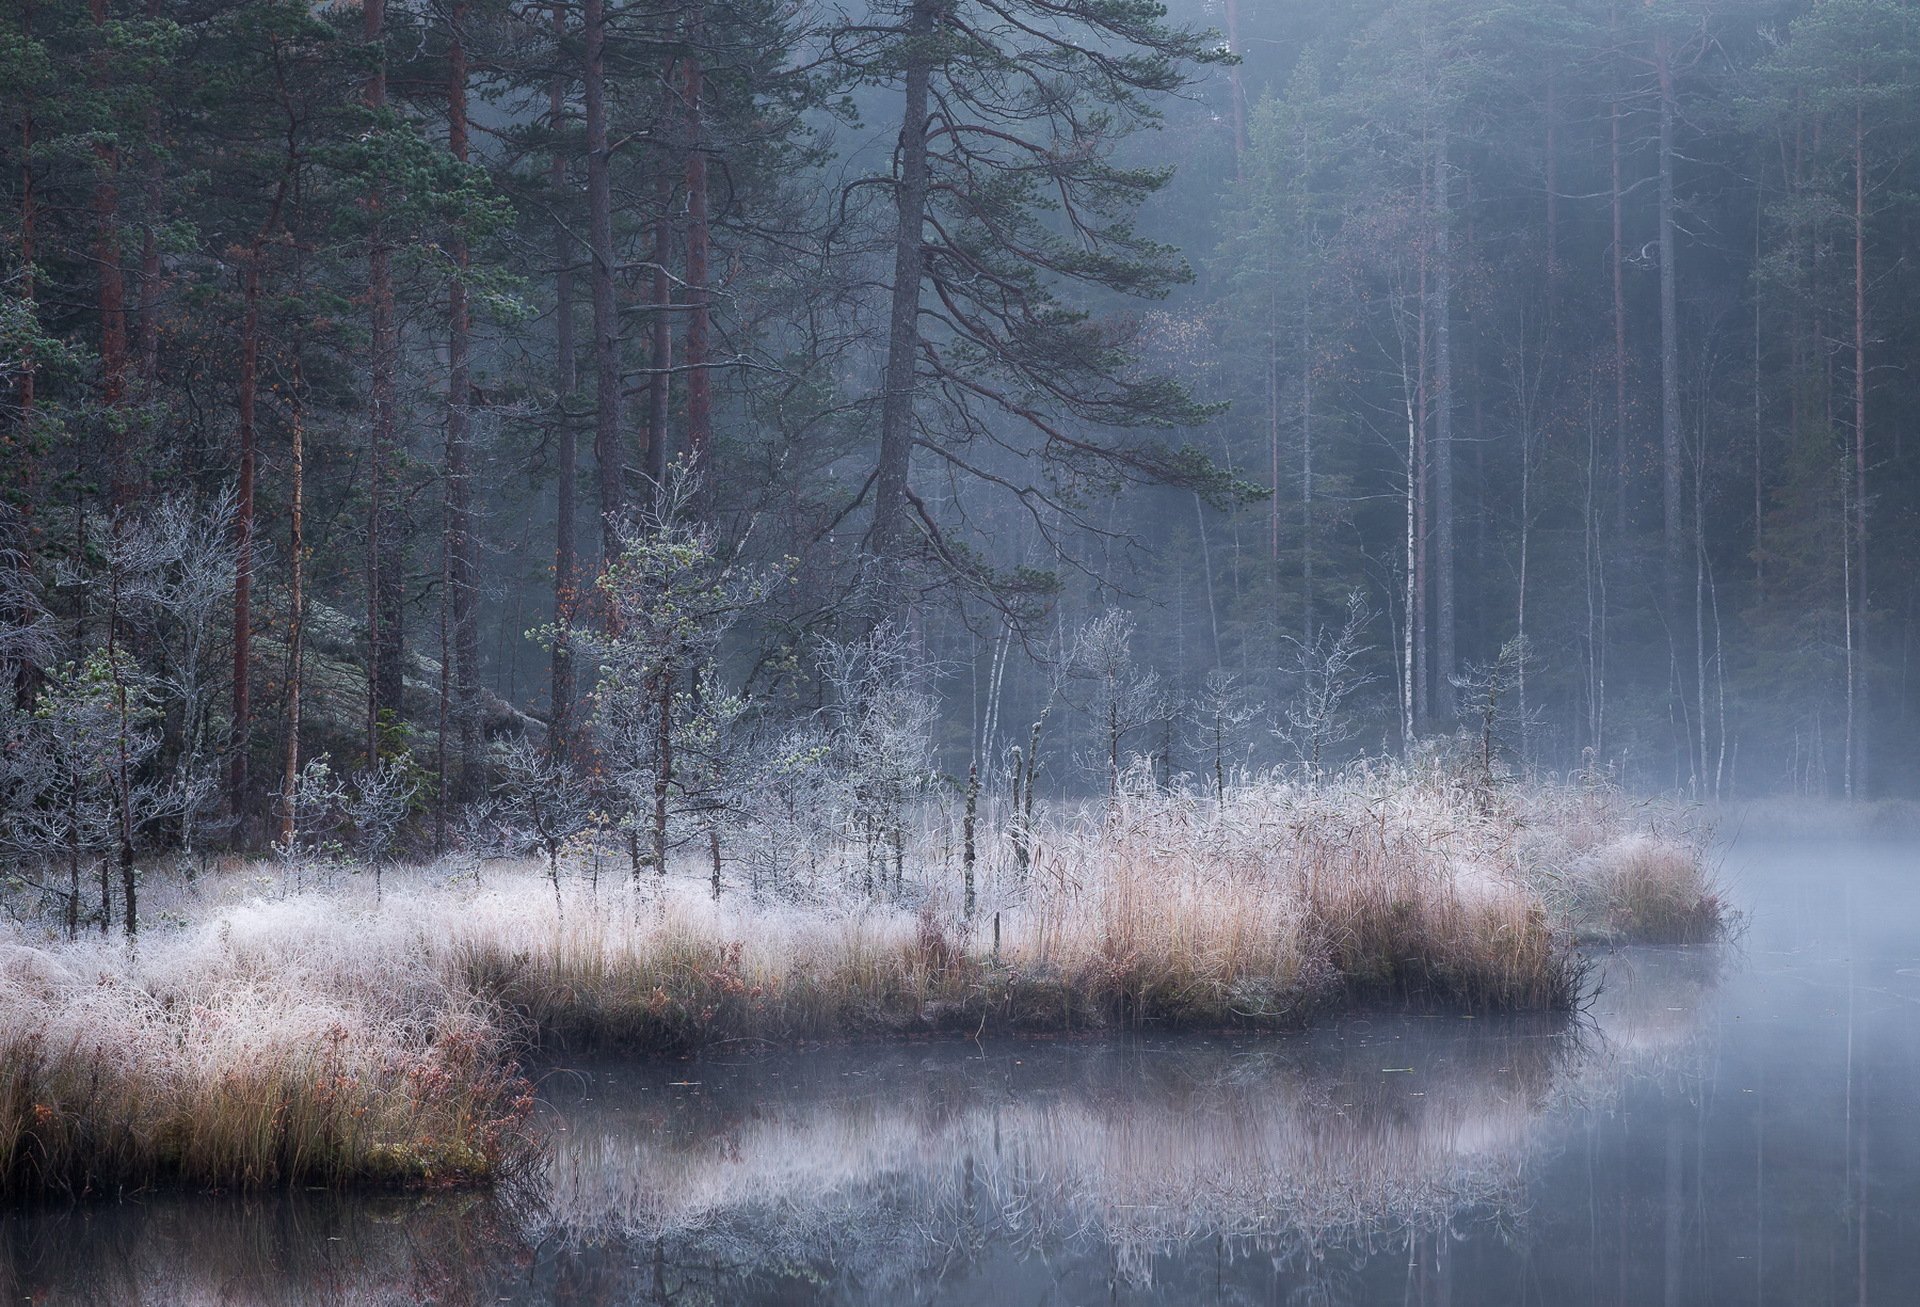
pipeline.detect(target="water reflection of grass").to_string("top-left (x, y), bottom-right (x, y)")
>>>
top-left (536, 1026), bottom-right (1564, 1280)
top-left (0, 948), bottom-right (1721, 1304)
top-left (1, 770), bottom-right (1720, 1201)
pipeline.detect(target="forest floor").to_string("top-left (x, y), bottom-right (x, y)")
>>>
top-left (0, 766), bottom-right (1722, 1201)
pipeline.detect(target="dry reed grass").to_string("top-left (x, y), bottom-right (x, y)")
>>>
top-left (0, 903), bottom-right (534, 1201)
top-left (0, 765), bottom-right (1719, 1199)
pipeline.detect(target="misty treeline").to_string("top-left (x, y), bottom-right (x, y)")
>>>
top-left (0, 0), bottom-right (1914, 915)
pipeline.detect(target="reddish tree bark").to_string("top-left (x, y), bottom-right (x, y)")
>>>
top-left (584, 0), bottom-right (623, 565)
top-left (646, 173), bottom-right (673, 498)
top-left (549, 0), bottom-right (579, 756)
top-left (444, 1), bottom-right (480, 805)
top-left (363, 0), bottom-right (403, 762)
top-left (135, 0), bottom-right (162, 394)
top-left (90, 0), bottom-right (131, 510)
top-left (278, 359), bottom-right (306, 847)
top-left (682, 35), bottom-right (712, 479)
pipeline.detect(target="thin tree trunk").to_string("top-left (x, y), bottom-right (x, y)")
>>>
top-left (962, 761), bottom-right (977, 916)
top-left (106, 557), bottom-right (136, 938)
top-left (549, 0), bottom-right (577, 757)
top-left (135, 0), bottom-right (162, 395)
top-left (646, 176), bottom-right (672, 498)
top-left (1402, 341), bottom-right (1418, 751)
top-left (12, 12), bottom-right (39, 711)
top-left (1657, 32), bottom-right (1683, 607)
top-left (15, 5), bottom-right (32, 444)
top-left (1432, 122), bottom-right (1455, 718)
top-left (1545, 72), bottom-right (1559, 291)
top-left (1260, 242), bottom-right (1280, 654)
top-left (446, 3), bottom-right (480, 802)
top-left (1611, 2), bottom-right (1628, 539)
top-left (1754, 181), bottom-right (1765, 594)
top-left (584, 0), bottom-right (623, 565)
top-left (364, 0), bottom-right (402, 762)
top-left (1223, 0), bottom-right (1247, 181)
top-left (682, 29), bottom-right (712, 480)
top-left (869, 0), bottom-right (936, 588)
top-left (230, 147), bottom-right (291, 821)
top-left (1851, 96), bottom-right (1869, 795)
top-left (1694, 442), bottom-right (1709, 796)
top-left (1414, 166), bottom-right (1430, 730)
top-left (1301, 280), bottom-right (1314, 646)
top-left (90, 0), bottom-right (131, 510)
top-left (279, 359), bottom-right (306, 847)
top-left (232, 253), bottom-right (261, 818)
top-left (652, 672), bottom-right (671, 876)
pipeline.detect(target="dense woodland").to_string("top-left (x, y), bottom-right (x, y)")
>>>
top-left (2, 0), bottom-right (1918, 901)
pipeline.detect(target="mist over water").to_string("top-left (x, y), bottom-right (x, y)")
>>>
top-left (4, 834), bottom-right (1916, 1305)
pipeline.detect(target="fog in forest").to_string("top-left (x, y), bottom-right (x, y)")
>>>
top-left (4, 1), bottom-right (1920, 1302)
top-left (8, 0), bottom-right (1919, 811)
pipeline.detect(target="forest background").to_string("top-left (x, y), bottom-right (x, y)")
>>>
top-left (3, 0), bottom-right (1915, 892)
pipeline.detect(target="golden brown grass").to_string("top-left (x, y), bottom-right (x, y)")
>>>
top-left (0, 764), bottom-right (1719, 1199)
top-left (0, 910), bottom-right (534, 1201)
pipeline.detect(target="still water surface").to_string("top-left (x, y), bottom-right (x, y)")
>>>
top-left (4, 835), bottom-right (1918, 1304)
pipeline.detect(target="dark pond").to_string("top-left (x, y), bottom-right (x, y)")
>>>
top-left (5, 835), bottom-right (1919, 1305)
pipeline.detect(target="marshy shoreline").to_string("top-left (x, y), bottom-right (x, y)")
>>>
top-left (1, 768), bottom-right (1724, 1203)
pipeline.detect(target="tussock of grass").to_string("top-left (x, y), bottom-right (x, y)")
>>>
top-left (1574, 836), bottom-right (1725, 943)
top-left (0, 910), bottom-right (534, 1201)
top-left (0, 765), bottom-right (1720, 1199)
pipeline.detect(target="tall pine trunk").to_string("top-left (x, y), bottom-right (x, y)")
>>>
top-left (1223, 0), bottom-right (1247, 181)
top-left (1432, 122), bottom-right (1455, 718)
top-left (870, 0), bottom-right (936, 588)
top-left (1611, 2), bottom-right (1628, 539)
top-left (230, 155), bottom-right (290, 821)
top-left (584, 0), bottom-right (623, 566)
top-left (364, 0), bottom-right (403, 763)
top-left (682, 26), bottom-right (712, 480)
top-left (279, 361), bottom-right (306, 847)
top-left (90, 0), bottom-right (131, 510)
top-left (549, 1), bottom-right (578, 757)
top-left (1850, 95), bottom-right (1869, 796)
top-left (1657, 33), bottom-right (1683, 606)
top-left (135, 0), bottom-right (162, 395)
top-left (646, 173), bottom-right (672, 497)
top-left (232, 255), bottom-right (261, 817)
top-left (11, 8), bottom-right (40, 712)
top-left (445, 4), bottom-right (480, 801)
